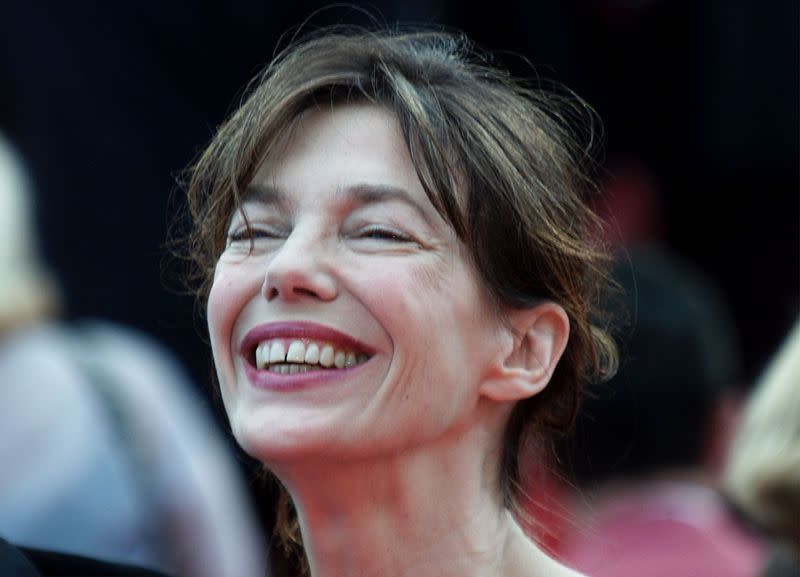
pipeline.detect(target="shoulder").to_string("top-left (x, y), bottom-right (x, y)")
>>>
top-left (515, 535), bottom-right (590, 577)
top-left (540, 560), bottom-right (591, 577)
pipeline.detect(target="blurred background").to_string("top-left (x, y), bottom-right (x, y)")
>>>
top-left (1, 0), bottom-right (797, 556)
top-left (2, 0), bottom-right (796, 390)
top-left (0, 0), bottom-right (800, 392)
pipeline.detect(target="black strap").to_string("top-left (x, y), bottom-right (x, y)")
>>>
top-left (17, 544), bottom-right (172, 576)
top-left (0, 537), bottom-right (41, 577)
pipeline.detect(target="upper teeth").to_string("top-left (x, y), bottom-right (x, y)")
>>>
top-left (255, 339), bottom-right (368, 371)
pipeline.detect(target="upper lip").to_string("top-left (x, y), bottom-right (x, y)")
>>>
top-left (239, 321), bottom-right (376, 362)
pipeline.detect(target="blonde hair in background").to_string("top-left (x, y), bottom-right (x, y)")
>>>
top-left (723, 316), bottom-right (800, 549)
top-left (0, 133), bottom-right (61, 334)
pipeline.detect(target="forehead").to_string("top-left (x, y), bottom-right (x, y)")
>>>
top-left (252, 103), bottom-right (425, 204)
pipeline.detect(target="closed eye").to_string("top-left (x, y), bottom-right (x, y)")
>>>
top-left (227, 226), bottom-right (284, 244)
top-left (356, 226), bottom-right (413, 242)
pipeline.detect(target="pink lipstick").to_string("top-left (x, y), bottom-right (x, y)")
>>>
top-left (240, 322), bottom-right (374, 391)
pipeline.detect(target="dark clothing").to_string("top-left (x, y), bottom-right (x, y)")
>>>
top-left (0, 538), bottom-right (171, 577)
top-left (763, 547), bottom-right (800, 577)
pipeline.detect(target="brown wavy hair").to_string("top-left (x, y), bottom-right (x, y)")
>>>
top-left (182, 27), bottom-right (618, 573)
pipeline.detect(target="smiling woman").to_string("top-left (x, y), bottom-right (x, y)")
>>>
top-left (183, 27), bottom-right (617, 577)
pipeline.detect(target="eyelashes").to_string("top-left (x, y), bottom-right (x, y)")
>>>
top-left (226, 229), bottom-right (250, 243)
top-left (227, 228), bottom-right (277, 242)
top-left (226, 224), bottom-right (415, 245)
top-left (354, 225), bottom-right (413, 243)
top-left (226, 225), bottom-right (287, 245)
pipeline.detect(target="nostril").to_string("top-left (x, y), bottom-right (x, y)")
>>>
top-left (265, 284), bottom-right (323, 301)
top-left (294, 287), bottom-right (318, 298)
top-left (263, 266), bottom-right (337, 302)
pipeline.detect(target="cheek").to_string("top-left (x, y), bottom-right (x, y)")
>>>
top-left (355, 261), bottom-right (443, 325)
top-left (207, 264), bottom-right (259, 382)
top-left (403, 260), bottom-right (501, 381)
top-left (207, 271), bottom-right (235, 347)
top-left (362, 258), bottom-right (491, 375)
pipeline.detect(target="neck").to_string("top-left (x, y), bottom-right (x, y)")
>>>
top-left (271, 425), bottom-right (576, 577)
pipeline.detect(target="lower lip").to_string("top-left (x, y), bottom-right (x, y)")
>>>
top-left (243, 361), bottom-right (367, 391)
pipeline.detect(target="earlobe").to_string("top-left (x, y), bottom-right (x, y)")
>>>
top-left (480, 302), bottom-right (570, 403)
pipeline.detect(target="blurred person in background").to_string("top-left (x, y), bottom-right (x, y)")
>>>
top-left (0, 132), bottom-right (266, 576)
top-left (547, 159), bottom-right (765, 576)
top-left (724, 317), bottom-right (800, 577)
top-left (555, 248), bottom-right (764, 577)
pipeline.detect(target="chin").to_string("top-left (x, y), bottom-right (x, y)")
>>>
top-left (229, 407), bottom-right (342, 466)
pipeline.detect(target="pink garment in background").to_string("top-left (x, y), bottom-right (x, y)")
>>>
top-left (560, 481), bottom-right (764, 577)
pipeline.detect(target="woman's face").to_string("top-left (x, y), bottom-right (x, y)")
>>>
top-left (207, 103), bottom-right (512, 464)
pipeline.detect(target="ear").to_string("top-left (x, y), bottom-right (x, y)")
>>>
top-left (480, 302), bottom-right (570, 403)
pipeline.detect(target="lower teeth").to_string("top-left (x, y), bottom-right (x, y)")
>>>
top-left (268, 364), bottom-right (316, 375)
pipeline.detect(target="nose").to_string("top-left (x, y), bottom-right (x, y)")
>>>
top-left (262, 229), bottom-right (338, 303)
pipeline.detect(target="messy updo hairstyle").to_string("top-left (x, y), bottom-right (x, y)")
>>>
top-left (183, 26), bottom-right (617, 570)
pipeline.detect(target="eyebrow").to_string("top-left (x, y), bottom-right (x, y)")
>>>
top-left (241, 183), bottom-right (288, 207)
top-left (242, 182), bottom-right (436, 225)
top-left (344, 183), bottom-right (434, 224)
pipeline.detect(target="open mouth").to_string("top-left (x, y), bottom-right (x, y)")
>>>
top-left (250, 338), bottom-right (371, 374)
